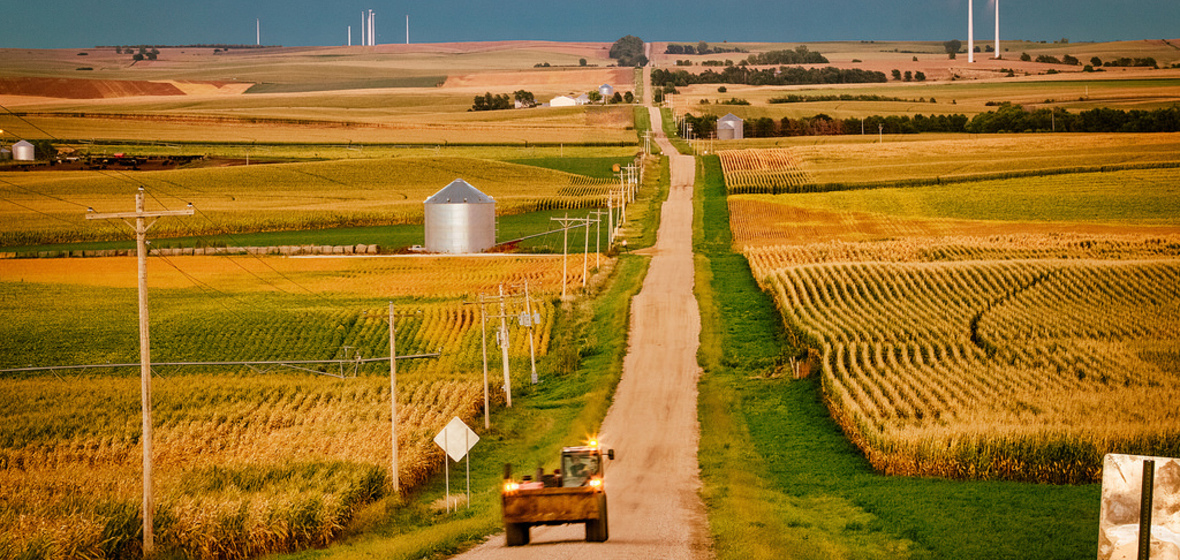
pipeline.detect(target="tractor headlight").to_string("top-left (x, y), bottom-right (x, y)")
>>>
top-left (504, 481), bottom-right (520, 493)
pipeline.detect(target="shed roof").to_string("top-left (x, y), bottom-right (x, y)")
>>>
top-left (719, 113), bottom-right (743, 123)
top-left (424, 179), bottom-right (495, 204)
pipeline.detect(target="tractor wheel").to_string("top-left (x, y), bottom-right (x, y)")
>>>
top-left (505, 522), bottom-right (530, 546)
top-left (585, 495), bottom-right (609, 542)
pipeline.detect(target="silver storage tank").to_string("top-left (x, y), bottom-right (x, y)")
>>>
top-left (12, 140), bottom-right (35, 161)
top-left (423, 179), bottom-right (496, 254)
top-left (717, 113), bottom-right (744, 140)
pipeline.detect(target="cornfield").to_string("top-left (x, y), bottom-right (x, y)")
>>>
top-left (746, 235), bottom-right (1180, 483)
top-left (717, 148), bottom-right (814, 194)
top-left (0, 156), bottom-right (618, 247)
top-left (0, 253), bottom-right (610, 559)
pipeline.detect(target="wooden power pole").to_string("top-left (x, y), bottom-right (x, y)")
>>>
top-left (86, 187), bottom-right (192, 557)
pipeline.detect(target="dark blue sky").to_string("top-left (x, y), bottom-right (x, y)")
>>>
top-left (2, 0), bottom-right (1176, 49)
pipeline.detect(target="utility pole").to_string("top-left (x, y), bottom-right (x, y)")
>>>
top-left (479, 301), bottom-right (490, 427)
top-left (551, 214), bottom-right (593, 298)
top-left (388, 302), bottom-right (398, 495)
top-left (523, 281), bottom-right (538, 385)
top-left (589, 209), bottom-right (608, 269)
top-left (86, 187), bottom-right (192, 557)
top-left (498, 284), bottom-right (511, 407)
top-left (582, 212), bottom-right (592, 290)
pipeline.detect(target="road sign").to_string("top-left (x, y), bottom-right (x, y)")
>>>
top-left (434, 417), bottom-right (479, 462)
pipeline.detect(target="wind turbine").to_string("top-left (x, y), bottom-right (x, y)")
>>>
top-left (994, 0), bottom-right (1001, 58)
top-left (968, 0), bottom-right (975, 63)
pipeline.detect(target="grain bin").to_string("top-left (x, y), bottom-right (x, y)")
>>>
top-left (12, 140), bottom-right (35, 161)
top-left (423, 179), bottom-right (496, 254)
top-left (717, 113), bottom-right (744, 140)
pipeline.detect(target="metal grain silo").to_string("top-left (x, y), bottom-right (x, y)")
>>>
top-left (423, 179), bottom-right (496, 254)
top-left (717, 113), bottom-right (744, 140)
top-left (12, 140), bottom-right (35, 161)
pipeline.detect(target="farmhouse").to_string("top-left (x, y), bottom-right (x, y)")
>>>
top-left (717, 113), bottom-right (744, 140)
top-left (423, 179), bottom-right (496, 254)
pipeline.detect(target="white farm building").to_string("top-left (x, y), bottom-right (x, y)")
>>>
top-left (550, 95), bottom-right (577, 107)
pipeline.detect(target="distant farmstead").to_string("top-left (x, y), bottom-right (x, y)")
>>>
top-left (550, 95), bottom-right (577, 107)
top-left (423, 179), bottom-right (496, 254)
top-left (717, 113), bottom-right (744, 140)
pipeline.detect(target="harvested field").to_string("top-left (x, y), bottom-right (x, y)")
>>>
top-left (0, 76), bottom-right (250, 99)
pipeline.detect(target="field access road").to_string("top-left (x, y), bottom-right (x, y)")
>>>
top-left (449, 101), bottom-right (711, 558)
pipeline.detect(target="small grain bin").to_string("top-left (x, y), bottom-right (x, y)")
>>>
top-left (717, 113), bottom-right (744, 140)
top-left (423, 179), bottom-right (496, 254)
top-left (12, 140), bottom-right (35, 161)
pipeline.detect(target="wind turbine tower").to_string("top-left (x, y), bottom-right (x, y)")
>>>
top-left (994, 0), bottom-right (1001, 58)
top-left (256, 18), bottom-right (260, 46)
top-left (968, 0), bottom-right (975, 63)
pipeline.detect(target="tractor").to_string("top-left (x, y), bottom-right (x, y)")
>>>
top-left (501, 440), bottom-right (615, 545)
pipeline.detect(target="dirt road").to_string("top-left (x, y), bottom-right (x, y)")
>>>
top-left (449, 100), bottom-right (711, 559)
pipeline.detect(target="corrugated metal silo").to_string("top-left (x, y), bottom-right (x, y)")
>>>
top-left (423, 179), bottom-right (496, 254)
top-left (717, 113), bottom-right (744, 140)
top-left (12, 140), bottom-right (35, 161)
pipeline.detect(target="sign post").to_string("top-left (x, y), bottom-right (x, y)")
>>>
top-left (434, 417), bottom-right (479, 511)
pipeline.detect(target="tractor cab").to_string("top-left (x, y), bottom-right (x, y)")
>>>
top-left (561, 445), bottom-right (612, 488)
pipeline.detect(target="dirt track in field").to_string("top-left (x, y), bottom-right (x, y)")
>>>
top-left (449, 75), bottom-right (713, 560)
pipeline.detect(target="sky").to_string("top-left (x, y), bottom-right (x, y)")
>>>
top-left (1, 0), bottom-right (1177, 49)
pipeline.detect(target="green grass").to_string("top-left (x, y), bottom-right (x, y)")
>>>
top-left (505, 156), bottom-right (639, 179)
top-left (4, 208), bottom-right (621, 255)
top-left (271, 253), bottom-right (650, 560)
top-left (694, 154), bottom-right (1102, 559)
top-left (245, 77), bottom-right (447, 94)
top-left (740, 166), bottom-right (1180, 224)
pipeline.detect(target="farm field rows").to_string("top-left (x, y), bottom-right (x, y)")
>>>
top-left (756, 254), bottom-right (1180, 483)
top-left (0, 104), bottom-right (637, 145)
top-left (671, 77), bottom-right (1180, 120)
top-left (0, 252), bottom-right (606, 558)
top-left (711, 133), bottom-right (1180, 192)
top-left (719, 142), bottom-right (1180, 484)
top-left (0, 156), bottom-right (624, 247)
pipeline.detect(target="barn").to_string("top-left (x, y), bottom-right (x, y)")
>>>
top-left (423, 179), bottom-right (496, 254)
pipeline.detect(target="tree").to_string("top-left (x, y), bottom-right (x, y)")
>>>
top-left (891, 69), bottom-right (902, 80)
top-left (943, 40), bottom-right (962, 57)
top-left (698, 41), bottom-right (710, 55)
top-left (1062, 54), bottom-right (1079, 66)
top-left (1091, 56), bottom-right (1103, 67)
top-left (513, 90), bottom-right (536, 107)
top-left (579, 58), bottom-right (587, 67)
top-left (612, 92), bottom-right (623, 104)
top-left (609, 35), bottom-right (646, 67)
top-left (1020, 52), bottom-right (1032, 62)
top-left (904, 70), bottom-right (913, 82)
top-left (624, 91), bottom-right (634, 103)
top-left (915, 71), bottom-right (927, 82)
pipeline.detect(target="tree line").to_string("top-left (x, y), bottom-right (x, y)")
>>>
top-left (680, 104), bottom-right (1180, 138)
top-left (652, 66), bottom-right (886, 87)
